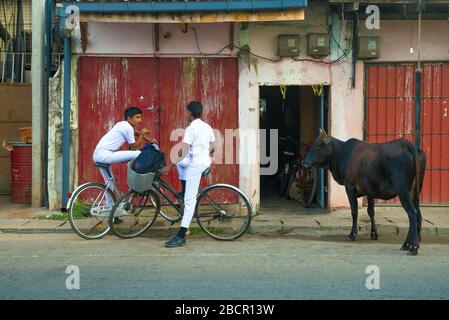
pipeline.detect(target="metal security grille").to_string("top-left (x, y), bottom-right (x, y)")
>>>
top-left (365, 62), bottom-right (449, 205)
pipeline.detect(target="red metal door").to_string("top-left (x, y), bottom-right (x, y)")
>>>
top-left (78, 57), bottom-right (160, 192)
top-left (78, 57), bottom-right (239, 202)
top-left (158, 58), bottom-right (239, 200)
top-left (365, 63), bottom-right (449, 205)
top-left (421, 63), bottom-right (449, 204)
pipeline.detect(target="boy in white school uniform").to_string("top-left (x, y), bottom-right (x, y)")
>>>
top-left (161, 101), bottom-right (215, 248)
top-left (92, 106), bottom-right (156, 210)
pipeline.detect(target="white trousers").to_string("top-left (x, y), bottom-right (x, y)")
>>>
top-left (180, 162), bottom-right (209, 229)
top-left (93, 148), bottom-right (141, 206)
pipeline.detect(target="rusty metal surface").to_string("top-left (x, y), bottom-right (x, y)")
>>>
top-left (78, 57), bottom-right (160, 192)
top-left (159, 58), bottom-right (239, 200)
top-left (365, 63), bottom-right (449, 205)
top-left (421, 63), bottom-right (449, 204)
top-left (10, 145), bottom-right (32, 204)
top-left (77, 57), bottom-right (238, 201)
top-left (79, 10), bottom-right (305, 23)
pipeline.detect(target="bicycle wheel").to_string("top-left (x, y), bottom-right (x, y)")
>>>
top-left (195, 184), bottom-right (252, 241)
top-left (299, 167), bottom-right (318, 208)
top-left (109, 189), bottom-right (160, 239)
top-left (67, 182), bottom-right (116, 240)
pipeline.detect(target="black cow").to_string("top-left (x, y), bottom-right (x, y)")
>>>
top-left (302, 129), bottom-right (426, 255)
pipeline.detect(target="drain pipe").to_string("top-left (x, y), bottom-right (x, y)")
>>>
top-left (62, 35), bottom-right (71, 209)
top-left (44, 0), bottom-right (52, 209)
top-left (415, 1), bottom-right (422, 150)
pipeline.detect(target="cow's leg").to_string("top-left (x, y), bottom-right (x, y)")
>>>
top-left (398, 192), bottom-right (419, 255)
top-left (414, 196), bottom-right (422, 246)
top-left (346, 185), bottom-right (358, 241)
top-left (367, 197), bottom-right (378, 240)
top-left (401, 195), bottom-right (422, 251)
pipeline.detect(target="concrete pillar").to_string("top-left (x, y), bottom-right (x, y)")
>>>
top-left (31, 0), bottom-right (45, 207)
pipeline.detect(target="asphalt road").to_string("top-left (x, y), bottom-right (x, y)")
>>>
top-left (1, 233), bottom-right (449, 300)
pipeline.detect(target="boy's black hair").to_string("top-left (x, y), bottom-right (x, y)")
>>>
top-left (187, 101), bottom-right (203, 119)
top-left (124, 106), bottom-right (143, 120)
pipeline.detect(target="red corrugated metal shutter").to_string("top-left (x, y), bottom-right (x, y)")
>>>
top-left (421, 63), bottom-right (449, 204)
top-left (365, 63), bottom-right (449, 205)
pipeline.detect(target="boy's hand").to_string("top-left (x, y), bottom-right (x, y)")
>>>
top-left (161, 165), bottom-right (172, 175)
top-left (139, 128), bottom-right (150, 135)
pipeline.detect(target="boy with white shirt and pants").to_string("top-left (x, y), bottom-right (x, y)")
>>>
top-left (93, 107), bottom-right (155, 211)
top-left (161, 101), bottom-right (215, 248)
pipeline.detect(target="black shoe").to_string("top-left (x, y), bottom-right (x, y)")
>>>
top-left (165, 235), bottom-right (186, 248)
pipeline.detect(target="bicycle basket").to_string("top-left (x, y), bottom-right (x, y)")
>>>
top-left (127, 161), bottom-right (155, 192)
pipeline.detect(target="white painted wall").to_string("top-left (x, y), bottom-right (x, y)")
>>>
top-left (360, 20), bottom-right (449, 62)
top-left (72, 22), bottom-right (234, 57)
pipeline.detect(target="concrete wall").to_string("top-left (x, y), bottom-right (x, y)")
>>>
top-left (47, 53), bottom-right (78, 210)
top-left (0, 84), bottom-right (32, 194)
top-left (236, 3), bottom-right (363, 210)
top-left (72, 22), bottom-right (234, 57)
top-left (360, 20), bottom-right (449, 62)
top-left (57, 3), bottom-right (449, 211)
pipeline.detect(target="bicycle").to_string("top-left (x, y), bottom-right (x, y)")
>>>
top-left (109, 163), bottom-right (253, 241)
top-left (286, 143), bottom-right (318, 208)
top-left (276, 136), bottom-right (299, 197)
top-left (67, 162), bottom-right (126, 240)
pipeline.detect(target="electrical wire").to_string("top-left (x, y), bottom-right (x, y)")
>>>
top-left (192, 19), bottom-right (353, 65)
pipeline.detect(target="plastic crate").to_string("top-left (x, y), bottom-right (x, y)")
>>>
top-left (127, 161), bottom-right (155, 192)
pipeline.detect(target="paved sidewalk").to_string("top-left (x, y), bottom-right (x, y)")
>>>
top-left (0, 195), bottom-right (448, 238)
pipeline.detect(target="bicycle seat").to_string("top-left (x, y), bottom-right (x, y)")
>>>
top-left (202, 167), bottom-right (211, 177)
top-left (94, 162), bottom-right (110, 170)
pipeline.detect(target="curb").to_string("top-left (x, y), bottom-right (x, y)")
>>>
top-left (1, 222), bottom-right (447, 239)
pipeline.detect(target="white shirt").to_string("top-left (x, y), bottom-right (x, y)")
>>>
top-left (94, 121), bottom-right (135, 152)
top-left (183, 118), bottom-right (215, 166)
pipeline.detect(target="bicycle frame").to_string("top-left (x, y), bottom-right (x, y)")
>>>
top-left (67, 175), bottom-right (115, 213)
top-left (151, 177), bottom-right (243, 222)
top-left (152, 178), bottom-right (184, 217)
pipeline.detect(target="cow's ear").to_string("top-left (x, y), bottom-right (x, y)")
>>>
top-left (323, 135), bottom-right (332, 145)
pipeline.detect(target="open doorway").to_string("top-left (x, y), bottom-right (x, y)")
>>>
top-left (259, 85), bottom-right (329, 213)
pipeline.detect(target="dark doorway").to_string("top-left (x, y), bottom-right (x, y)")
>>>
top-left (259, 85), bottom-right (329, 213)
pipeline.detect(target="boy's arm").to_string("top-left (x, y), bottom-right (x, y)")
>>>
top-left (161, 142), bottom-right (189, 174)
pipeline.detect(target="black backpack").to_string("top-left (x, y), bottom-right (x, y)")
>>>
top-left (131, 143), bottom-right (166, 174)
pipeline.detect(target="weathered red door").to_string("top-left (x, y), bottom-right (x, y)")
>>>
top-left (78, 57), bottom-right (238, 201)
top-left (78, 57), bottom-right (160, 192)
top-left (365, 63), bottom-right (449, 205)
top-left (159, 58), bottom-right (239, 198)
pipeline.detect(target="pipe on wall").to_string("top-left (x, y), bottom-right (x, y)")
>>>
top-left (62, 35), bottom-right (71, 208)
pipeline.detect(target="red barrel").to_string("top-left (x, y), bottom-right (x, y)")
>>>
top-left (10, 144), bottom-right (32, 204)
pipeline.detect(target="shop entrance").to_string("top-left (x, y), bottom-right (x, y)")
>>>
top-left (259, 85), bottom-right (328, 213)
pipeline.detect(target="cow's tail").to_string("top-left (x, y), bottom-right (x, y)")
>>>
top-left (407, 143), bottom-right (420, 203)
